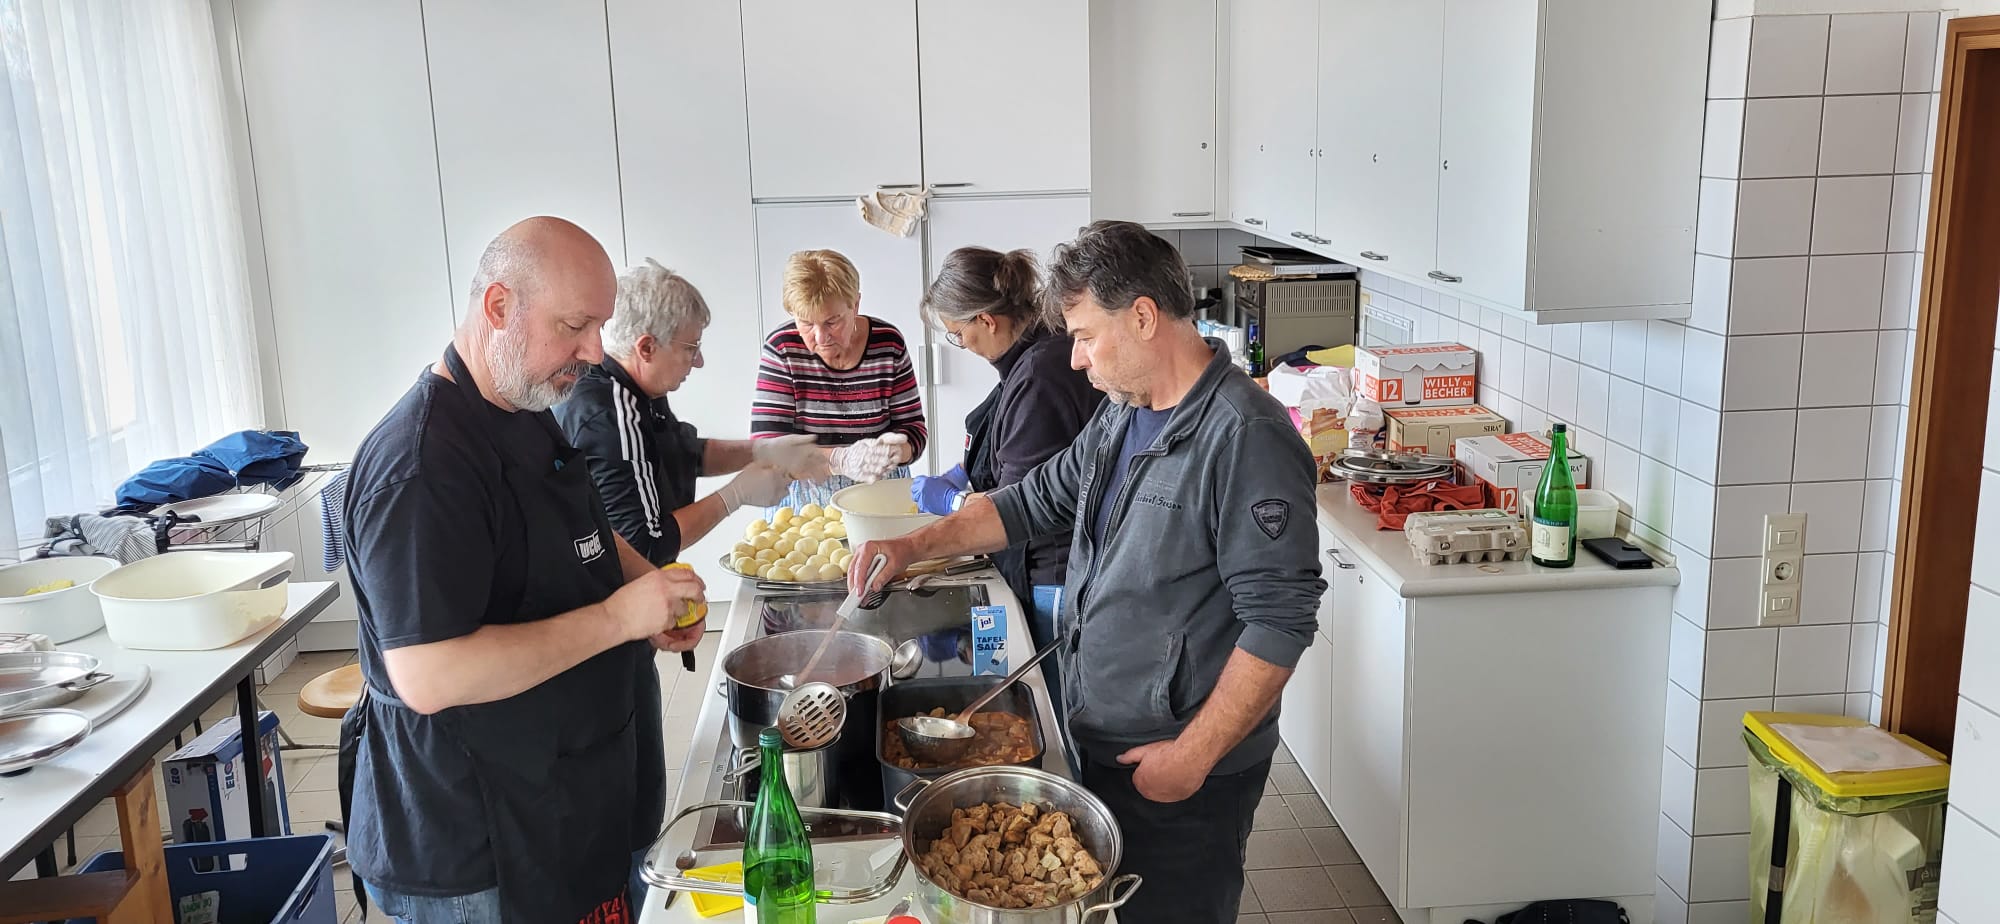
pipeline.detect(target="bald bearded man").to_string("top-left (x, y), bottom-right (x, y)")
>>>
top-left (341, 217), bottom-right (705, 924)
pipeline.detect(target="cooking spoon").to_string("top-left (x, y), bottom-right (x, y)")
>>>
top-left (896, 640), bottom-right (1060, 765)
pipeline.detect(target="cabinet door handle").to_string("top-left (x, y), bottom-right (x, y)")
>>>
top-left (1428, 270), bottom-right (1464, 284)
top-left (928, 182), bottom-right (974, 189)
top-left (1244, 217), bottom-right (1265, 226)
top-left (1359, 251), bottom-right (1389, 262)
top-left (1291, 231), bottom-right (1310, 240)
top-left (877, 183), bottom-right (920, 190)
top-left (1310, 235), bottom-right (1331, 246)
top-left (1325, 548), bottom-right (1357, 570)
top-left (1172, 211), bottom-right (1214, 218)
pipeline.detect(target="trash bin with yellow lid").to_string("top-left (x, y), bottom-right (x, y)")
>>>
top-left (1744, 711), bottom-right (1950, 924)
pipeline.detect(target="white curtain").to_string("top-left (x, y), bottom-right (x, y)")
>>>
top-left (0, 0), bottom-right (265, 547)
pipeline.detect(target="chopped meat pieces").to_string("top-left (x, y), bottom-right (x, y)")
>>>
top-left (916, 800), bottom-right (1107, 909)
top-left (885, 710), bottom-right (1039, 770)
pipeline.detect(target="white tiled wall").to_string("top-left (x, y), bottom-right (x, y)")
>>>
top-left (1359, 10), bottom-right (1941, 919)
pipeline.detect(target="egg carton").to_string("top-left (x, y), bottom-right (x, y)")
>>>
top-left (1405, 509), bottom-right (1530, 566)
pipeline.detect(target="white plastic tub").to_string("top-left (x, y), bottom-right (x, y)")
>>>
top-left (91, 551), bottom-right (294, 650)
top-left (0, 556), bottom-right (121, 643)
top-left (1576, 490), bottom-right (1620, 541)
top-left (831, 478), bottom-right (940, 547)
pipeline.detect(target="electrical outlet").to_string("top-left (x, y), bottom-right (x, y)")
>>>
top-left (1759, 513), bottom-right (1807, 626)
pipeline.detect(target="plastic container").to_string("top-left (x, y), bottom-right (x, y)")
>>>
top-left (65, 833), bottom-right (336, 924)
top-left (0, 556), bottom-right (120, 643)
top-left (832, 479), bottom-right (939, 547)
top-left (92, 552), bottom-right (293, 650)
top-left (1743, 712), bottom-right (1950, 924)
top-left (876, 676), bottom-right (1044, 812)
top-left (1575, 489), bottom-right (1619, 540)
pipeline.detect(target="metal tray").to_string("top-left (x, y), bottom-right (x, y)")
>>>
top-left (0, 651), bottom-right (109, 715)
top-left (641, 800), bottom-right (907, 904)
top-left (719, 554), bottom-right (847, 590)
top-left (876, 676), bottom-right (1045, 813)
top-left (0, 708), bottom-right (91, 774)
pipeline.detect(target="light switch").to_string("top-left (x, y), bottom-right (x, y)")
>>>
top-left (1764, 514), bottom-right (1807, 554)
top-left (1760, 513), bottom-right (1807, 626)
top-left (1761, 588), bottom-right (1800, 626)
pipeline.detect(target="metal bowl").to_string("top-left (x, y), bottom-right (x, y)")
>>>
top-left (894, 765), bottom-right (1141, 924)
top-left (0, 708), bottom-right (92, 774)
top-left (0, 651), bottom-right (109, 715)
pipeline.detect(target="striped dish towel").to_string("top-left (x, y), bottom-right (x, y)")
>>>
top-left (319, 470), bottom-right (348, 572)
top-left (772, 467), bottom-right (912, 515)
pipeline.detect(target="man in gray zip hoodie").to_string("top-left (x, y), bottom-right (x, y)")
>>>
top-left (851, 220), bottom-right (1326, 922)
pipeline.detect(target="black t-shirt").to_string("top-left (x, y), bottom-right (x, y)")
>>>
top-left (341, 365), bottom-right (566, 895)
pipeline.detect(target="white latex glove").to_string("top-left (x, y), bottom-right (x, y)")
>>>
top-left (829, 433), bottom-right (909, 483)
top-left (753, 434), bottom-right (830, 482)
top-left (717, 463), bottom-right (791, 513)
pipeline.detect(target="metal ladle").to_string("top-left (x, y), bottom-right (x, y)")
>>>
top-left (896, 641), bottom-right (1061, 765)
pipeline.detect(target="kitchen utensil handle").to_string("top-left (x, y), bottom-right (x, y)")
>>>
top-left (1081, 874), bottom-right (1144, 924)
top-left (680, 650), bottom-right (696, 673)
top-left (1325, 548), bottom-right (1357, 570)
top-left (62, 671), bottom-right (113, 693)
top-left (721, 747), bottom-right (759, 784)
top-left (892, 776), bottom-right (932, 813)
top-left (953, 641), bottom-right (1062, 725)
top-left (1428, 270), bottom-right (1463, 284)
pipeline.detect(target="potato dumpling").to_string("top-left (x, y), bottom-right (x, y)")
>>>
top-left (771, 507), bottom-right (795, 526)
top-left (756, 562), bottom-right (778, 579)
top-left (751, 533), bottom-right (778, 552)
top-left (798, 524), bottom-right (824, 541)
top-left (755, 549), bottom-right (780, 564)
top-left (780, 527), bottom-right (801, 542)
top-left (730, 555), bottom-right (757, 574)
top-left (799, 535), bottom-right (826, 554)
top-left (824, 507), bottom-right (843, 522)
top-left (782, 550), bottom-right (807, 566)
top-left (826, 523), bottom-right (848, 540)
top-left (817, 538), bottom-right (844, 556)
top-left (799, 503), bottom-right (824, 519)
top-left (746, 518), bottom-right (770, 538)
top-left (732, 542), bottom-right (757, 559)
top-left (804, 554), bottom-right (828, 569)
top-left (833, 546), bottom-right (853, 563)
top-left (769, 565), bottom-right (797, 582)
top-left (817, 563), bottom-right (846, 581)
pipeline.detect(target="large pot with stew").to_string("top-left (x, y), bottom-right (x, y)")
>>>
top-left (894, 766), bottom-right (1142, 924)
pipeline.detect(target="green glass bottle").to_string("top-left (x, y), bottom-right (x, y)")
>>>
top-left (743, 727), bottom-right (816, 923)
top-left (1531, 424), bottom-right (1578, 568)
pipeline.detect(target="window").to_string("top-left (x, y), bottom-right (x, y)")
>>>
top-left (1, 0), bottom-right (265, 545)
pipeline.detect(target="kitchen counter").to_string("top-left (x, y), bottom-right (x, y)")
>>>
top-left (1316, 484), bottom-right (1679, 598)
top-left (639, 566), bottom-right (1090, 924)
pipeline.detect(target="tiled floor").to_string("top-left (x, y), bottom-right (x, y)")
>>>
top-left (45, 634), bottom-right (1396, 924)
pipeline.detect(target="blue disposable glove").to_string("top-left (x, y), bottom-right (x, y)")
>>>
top-left (911, 470), bottom-right (968, 515)
top-left (941, 464), bottom-right (970, 492)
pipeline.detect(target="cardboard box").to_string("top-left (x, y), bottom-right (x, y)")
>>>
top-left (1455, 432), bottom-right (1591, 515)
top-left (164, 711), bottom-right (290, 861)
top-left (1354, 342), bottom-right (1478, 408)
top-left (1385, 405), bottom-right (1508, 456)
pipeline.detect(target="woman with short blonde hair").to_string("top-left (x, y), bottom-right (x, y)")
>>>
top-left (752, 249), bottom-right (928, 508)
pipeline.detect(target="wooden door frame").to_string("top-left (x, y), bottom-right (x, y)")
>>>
top-left (1884, 14), bottom-right (2000, 755)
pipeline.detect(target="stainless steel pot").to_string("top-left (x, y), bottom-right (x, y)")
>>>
top-left (894, 766), bottom-right (1142, 924)
top-left (721, 735), bottom-right (839, 809)
top-left (720, 629), bottom-right (893, 747)
top-left (0, 651), bottom-right (110, 716)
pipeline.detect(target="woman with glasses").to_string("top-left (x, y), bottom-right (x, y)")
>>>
top-left (911, 246), bottom-right (1101, 712)
top-left (752, 249), bottom-right (929, 508)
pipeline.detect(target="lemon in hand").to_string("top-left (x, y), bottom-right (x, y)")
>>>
top-left (660, 562), bottom-right (708, 628)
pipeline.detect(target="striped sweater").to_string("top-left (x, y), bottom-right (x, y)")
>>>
top-left (751, 317), bottom-right (929, 456)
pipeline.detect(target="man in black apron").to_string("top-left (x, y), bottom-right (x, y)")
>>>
top-left (341, 217), bottom-right (707, 924)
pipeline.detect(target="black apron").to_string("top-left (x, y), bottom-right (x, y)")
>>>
top-left (963, 385), bottom-right (1035, 603)
top-left (345, 345), bottom-right (646, 923)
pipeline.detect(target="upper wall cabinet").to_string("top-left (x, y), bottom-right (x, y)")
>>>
top-left (1226, 0), bottom-right (1319, 239)
top-left (920, 0), bottom-right (1091, 195)
top-left (424, 0), bottom-right (627, 306)
top-left (742, 1), bottom-right (1089, 201)
top-left (742, 1), bottom-right (924, 199)
top-left (1089, 0), bottom-right (1218, 224)
top-left (1236, 0), bottom-right (1709, 322)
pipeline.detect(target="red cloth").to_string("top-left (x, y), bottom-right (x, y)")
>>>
top-left (579, 894), bottom-right (631, 924)
top-left (1349, 478), bottom-right (1487, 530)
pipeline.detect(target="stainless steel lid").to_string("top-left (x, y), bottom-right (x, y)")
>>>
top-left (0, 708), bottom-right (91, 774)
top-left (0, 651), bottom-right (108, 715)
top-left (1328, 448), bottom-right (1456, 485)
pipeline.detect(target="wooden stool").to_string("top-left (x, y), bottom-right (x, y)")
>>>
top-left (298, 663), bottom-right (361, 720)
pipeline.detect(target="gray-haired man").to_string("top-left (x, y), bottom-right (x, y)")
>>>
top-left (554, 258), bottom-right (824, 908)
top-left (850, 221), bottom-right (1326, 922)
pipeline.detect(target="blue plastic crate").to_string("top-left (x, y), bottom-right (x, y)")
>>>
top-left (65, 833), bottom-right (335, 924)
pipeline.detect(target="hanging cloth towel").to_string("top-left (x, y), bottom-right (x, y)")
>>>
top-left (195, 430), bottom-right (310, 490)
top-left (857, 187), bottom-right (930, 238)
top-left (40, 513), bottom-right (162, 564)
top-left (319, 469), bottom-right (349, 572)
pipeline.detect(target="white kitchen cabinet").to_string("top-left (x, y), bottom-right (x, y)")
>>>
top-left (741, 1), bottom-right (923, 200)
top-left (919, 0), bottom-right (1090, 195)
top-left (1281, 525), bottom-right (1341, 805)
top-left (752, 201), bottom-right (933, 471)
top-left (423, 0), bottom-right (626, 308)
top-left (1316, 487), bottom-right (1674, 922)
top-left (233, 0), bottom-right (456, 460)
top-left (1431, 0), bottom-right (1536, 310)
top-left (922, 195), bottom-right (1092, 472)
top-left (1315, 0), bottom-right (1443, 277)
top-left (1089, 0), bottom-right (1219, 224)
top-left (1225, 0), bottom-right (1319, 240)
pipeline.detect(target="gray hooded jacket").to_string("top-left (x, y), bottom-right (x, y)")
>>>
top-left (990, 339), bottom-right (1325, 774)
